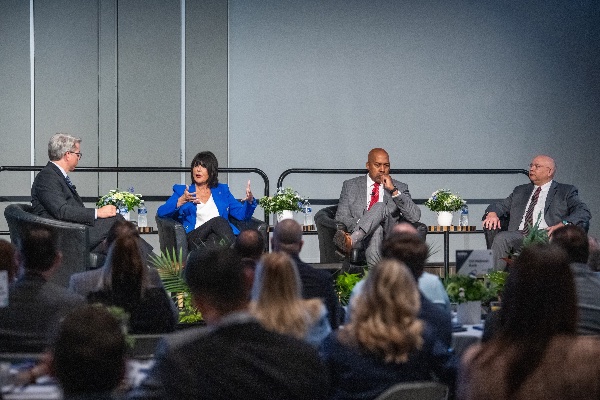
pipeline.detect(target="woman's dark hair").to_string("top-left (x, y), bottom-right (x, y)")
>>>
top-left (105, 219), bottom-right (140, 248)
top-left (190, 151), bottom-right (219, 188)
top-left (109, 234), bottom-right (145, 309)
top-left (496, 243), bottom-right (577, 396)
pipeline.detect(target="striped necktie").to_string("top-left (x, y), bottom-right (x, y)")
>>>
top-left (367, 183), bottom-right (380, 211)
top-left (65, 175), bottom-right (75, 190)
top-left (522, 186), bottom-right (541, 235)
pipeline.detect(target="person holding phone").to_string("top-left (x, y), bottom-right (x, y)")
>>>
top-left (157, 151), bottom-right (257, 250)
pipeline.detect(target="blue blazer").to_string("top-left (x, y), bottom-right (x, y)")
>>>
top-left (156, 183), bottom-right (257, 235)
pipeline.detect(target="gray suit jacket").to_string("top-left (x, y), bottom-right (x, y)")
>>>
top-left (485, 181), bottom-right (591, 230)
top-left (335, 175), bottom-right (421, 232)
top-left (570, 262), bottom-right (600, 335)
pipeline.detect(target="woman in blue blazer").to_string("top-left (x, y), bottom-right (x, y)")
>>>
top-left (157, 151), bottom-right (257, 250)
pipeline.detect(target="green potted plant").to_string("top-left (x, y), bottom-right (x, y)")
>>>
top-left (334, 270), bottom-right (365, 306)
top-left (445, 274), bottom-right (489, 324)
top-left (424, 189), bottom-right (465, 226)
top-left (149, 248), bottom-right (203, 324)
top-left (259, 187), bottom-right (305, 222)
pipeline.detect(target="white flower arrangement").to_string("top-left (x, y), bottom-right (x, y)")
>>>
top-left (424, 189), bottom-right (464, 212)
top-left (258, 187), bottom-right (305, 214)
top-left (97, 187), bottom-right (142, 212)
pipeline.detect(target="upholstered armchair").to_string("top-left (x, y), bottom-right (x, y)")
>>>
top-left (314, 205), bottom-right (427, 265)
top-left (155, 215), bottom-right (268, 263)
top-left (4, 203), bottom-right (102, 287)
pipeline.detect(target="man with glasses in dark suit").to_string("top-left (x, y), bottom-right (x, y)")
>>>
top-left (31, 133), bottom-right (121, 253)
top-left (483, 154), bottom-right (591, 269)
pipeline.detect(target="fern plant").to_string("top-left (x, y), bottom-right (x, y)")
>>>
top-left (149, 248), bottom-right (203, 324)
top-left (335, 270), bottom-right (366, 306)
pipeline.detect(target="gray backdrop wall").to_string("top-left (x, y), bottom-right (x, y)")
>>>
top-left (1, 0), bottom-right (598, 263)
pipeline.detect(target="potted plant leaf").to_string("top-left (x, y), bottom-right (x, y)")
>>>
top-left (445, 274), bottom-right (489, 325)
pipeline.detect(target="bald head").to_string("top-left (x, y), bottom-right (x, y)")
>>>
top-left (272, 219), bottom-right (303, 256)
top-left (392, 222), bottom-right (419, 236)
top-left (366, 148), bottom-right (391, 183)
top-left (528, 154), bottom-right (555, 186)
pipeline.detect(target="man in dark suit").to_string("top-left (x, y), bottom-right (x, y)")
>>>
top-left (334, 148), bottom-right (421, 266)
top-left (0, 226), bottom-right (85, 352)
top-left (128, 248), bottom-right (329, 400)
top-left (31, 133), bottom-right (119, 252)
top-left (272, 219), bottom-right (345, 329)
top-left (483, 154), bottom-right (591, 269)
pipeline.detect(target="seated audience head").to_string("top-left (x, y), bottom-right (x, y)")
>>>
top-left (271, 219), bottom-right (303, 256)
top-left (51, 305), bottom-right (126, 397)
top-left (17, 226), bottom-right (61, 274)
top-left (190, 151), bottom-right (219, 187)
top-left (107, 233), bottom-right (146, 304)
top-left (500, 243), bottom-right (576, 337)
top-left (47, 132), bottom-right (81, 161)
top-left (105, 219), bottom-right (140, 247)
top-left (0, 239), bottom-right (19, 282)
top-left (381, 232), bottom-right (428, 280)
top-left (250, 252), bottom-right (323, 340)
top-left (184, 247), bottom-right (248, 324)
top-left (588, 235), bottom-right (600, 272)
top-left (341, 258), bottom-right (423, 363)
top-left (235, 228), bottom-right (265, 261)
top-left (391, 222), bottom-right (419, 236)
top-left (551, 224), bottom-right (589, 264)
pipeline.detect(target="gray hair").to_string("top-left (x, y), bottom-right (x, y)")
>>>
top-left (48, 133), bottom-right (81, 161)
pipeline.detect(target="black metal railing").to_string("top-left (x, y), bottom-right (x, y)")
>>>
top-left (277, 168), bottom-right (529, 205)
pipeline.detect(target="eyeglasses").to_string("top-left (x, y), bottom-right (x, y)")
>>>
top-left (529, 163), bottom-right (549, 170)
top-left (68, 151), bottom-right (82, 160)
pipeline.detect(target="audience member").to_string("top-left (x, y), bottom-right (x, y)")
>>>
top-left (250, 252), bottom-right (331, 346)
top-left (69, 220), bottom-right (164, 298)
top-left (334, 148), bottom-right (421, 266)
top-left (86, 232), bottom-right (177, 334)
top-left (482, 154), bottom-right (591, 269)
top-left (272, 219), bottom-right (345, 329)
top-left (552, 225), bottom-right (600, 335)
top-left (0, 239), bottom-right (19, 282)
top-left (392, 222), bottom-right (450, 310)
top-left (0, 226), bottom-right (84, 352)
top-left (51, 305), bottom-right (127, 400)
top-left (458, 243), bottom-right (600, 400)
top-left (235, 228), bottom-right (265, 261)
top-left (128, 248), bottom-right (330, 400)
top-left (321, 258), bottom-right (457, 400)
top-left (347, 232), bottom-right (453, 348)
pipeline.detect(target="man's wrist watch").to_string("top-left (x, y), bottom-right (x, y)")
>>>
top-left (562, 220), bottom-right (571, 226)
top-left (390, 186), bottom-right (399, 196)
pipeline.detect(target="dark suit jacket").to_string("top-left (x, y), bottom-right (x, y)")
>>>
top-left (485, 181), bottom-right (591, 230)
top-left (31, 162), bottom-right (95, 225)
top-left (127, 313), bottom-right (330, 400)
top-left (0, 272), bottom-right (85, 352)
top-left (292, 255), bottom-right (345, 329)
top-left (335, 175), bottom-right (421, 232)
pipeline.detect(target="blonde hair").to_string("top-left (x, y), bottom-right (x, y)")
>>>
top-left (250, 252), bottom-right (323, 339)
top-left (341, 258), bottom-right (424, 363)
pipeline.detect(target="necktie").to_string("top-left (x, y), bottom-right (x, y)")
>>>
top-left (522, 186), bottom-right (541, 235)
top-left (367, 182), bottom-right (380, 211)
top-left (65, 175), bottom-right (75, 190)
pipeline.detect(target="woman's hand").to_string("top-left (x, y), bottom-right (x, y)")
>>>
top-left (177, 185), bottom-right (197, 208)
top-left (242, 180), bottom-right (254, 203)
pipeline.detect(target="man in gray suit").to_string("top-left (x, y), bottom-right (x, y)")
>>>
top-left (334, 148), bottom-right (421, 266)
top-left (483, 154), bottom-right (591, 269)
top-left (0, 226), bottom-right (84, 352)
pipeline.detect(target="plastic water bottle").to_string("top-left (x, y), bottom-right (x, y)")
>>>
top-left (303, 200), bottom-right (313, 227)
top-left (137, 201), bottom-right (148, 228)
top-left (459, 204), bottom-right (469, 227)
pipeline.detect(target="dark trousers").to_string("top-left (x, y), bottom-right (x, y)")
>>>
top-left (186, 216), bottom-right (235, 250)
